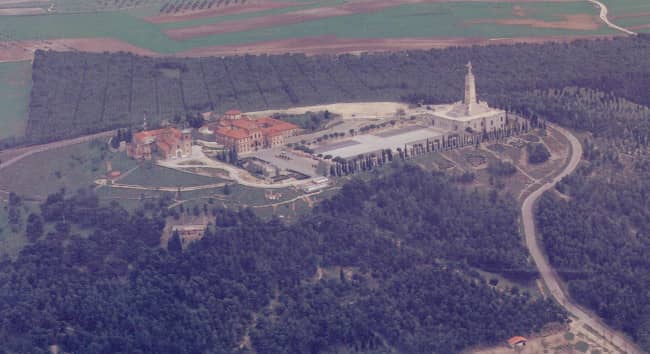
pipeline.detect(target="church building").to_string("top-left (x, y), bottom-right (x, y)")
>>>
top-left (127, 127), bottom-right (193, 160)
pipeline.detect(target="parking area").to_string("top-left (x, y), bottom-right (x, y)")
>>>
top-left (253, 147), bottom-right (319, 177)
top-left (315, 126), bottom-right (445, 159)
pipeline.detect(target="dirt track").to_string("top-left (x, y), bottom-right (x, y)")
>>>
top-left (175, 34), bottom-right (618, 57)
top-left (587, 0), bottom-right (636, 35)
top-left (0, 38), bottom-right (158, 63)
top-left (0, 33), bottom-right (620, 63)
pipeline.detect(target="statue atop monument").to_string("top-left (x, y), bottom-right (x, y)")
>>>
top-left (464, 62), bottom-right (477, 108)
top-left (443, 61), bottom-right (492, 118)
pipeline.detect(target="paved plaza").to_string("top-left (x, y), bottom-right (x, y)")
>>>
top-left (314, 126), bottom-right (445, 159)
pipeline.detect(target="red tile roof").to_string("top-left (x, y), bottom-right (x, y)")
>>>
top-left (132, 127), bottom-right (183, 157)
top-left (231, 119), bottom-right (261, 131)
top-left (214, 116), bottom-right (297, 141)
top-left (225, 109), bottom-right (242, 115)
top-left (256, 117), bottom-right (299, 136)
top-left (216, 127), bottom-right (249, 140)
top-left (507, 336), bottom-right (527, 346)
top-left (133, 127), bottom-right (180, 144)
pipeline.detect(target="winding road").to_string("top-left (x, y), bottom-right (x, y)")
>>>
top-left (522, 123), bottom-right (644, 354)
top-left (587, 0), bottom-right (637, 36)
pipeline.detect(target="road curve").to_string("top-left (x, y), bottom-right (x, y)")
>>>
top-left (587, 0), bottom-right (637, 36)
top-left (522, 124), bottom-right (644, 354)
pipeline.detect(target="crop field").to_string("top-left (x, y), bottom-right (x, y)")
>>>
top-left (602, 0), bottom-right (650, 33)
top-left (165, 2), bottom-right (614, 42)
top-left (0, 1), bottom-right (617, 60)
top-left (0, 61), bottom-right (31, 140)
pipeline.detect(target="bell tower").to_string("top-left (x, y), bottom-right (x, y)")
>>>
top-left (464, 62), bottom-right (478, 114)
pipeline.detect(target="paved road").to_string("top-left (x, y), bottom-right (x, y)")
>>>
top-left (96, 181), bottom-right (227, 192)
top-left (0, 130), bottom-right (115, 171)
top-left (522, 123), bottom-right (644, 354)
top-left (587, 0), bottom-right (637, 35)
top-left (157, 146), bottom-right (309, 189)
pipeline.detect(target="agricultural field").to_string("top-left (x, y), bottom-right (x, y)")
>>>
top-left (0, 61), bottom-right (30, 141)
top-left (0, 1), bottom-right (619, 61)
top-left (0, 0), bottom-right (629, 145)
top-left (602, 0), bottom-right (650, 33)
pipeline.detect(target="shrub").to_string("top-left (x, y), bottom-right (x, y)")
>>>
top-left (487, 160), bottom-right (517, 176)
top-left (527, 143), bottom-right (551, 164)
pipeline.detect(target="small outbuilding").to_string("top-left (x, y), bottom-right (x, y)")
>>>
top-left (507, 336), bottom-right (528, 348)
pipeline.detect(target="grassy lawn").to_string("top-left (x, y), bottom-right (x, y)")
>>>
top-left (0, 200), bottom-right (31, 258)
top-left (0, 61), bottom-right (31, 141)
top-left (225, 184), bottom-right (301, 205)
top-left (415, 152), bottom-right (456, 171)
top-left (119, 164), bottom-right (224, 187)
top-left (0, 139), bottom-right (130, 199)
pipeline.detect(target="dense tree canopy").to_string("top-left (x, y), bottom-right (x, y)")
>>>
top-left (24, 35), bottom-right (650, 143)
top-left (527, 143), bottom-right (550, 164)
top-left (537, 153), bottom-right (650, 352)
top-left (489, 87), bottom-right (650, 150)
top-left (0, 165), bottom-right (565, 353)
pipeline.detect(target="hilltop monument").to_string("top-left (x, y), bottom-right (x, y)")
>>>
top-left (431, 62), bottom-right (506, 132)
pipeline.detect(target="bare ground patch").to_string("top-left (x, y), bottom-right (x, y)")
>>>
top-left (175, 34), bottom-right (617, 57)
top-left (164, 0), bottom-right (578, 40)
top-left (512, 5), bottom-right (526, 17)
top-left (0, 38), bottom-right (158, 62)
top-left (467, 14), bottom-right (601, 31)
top-left (0, 0), bottom-right (48, 5)
top-left (0, 7), bottom-right (46, 15)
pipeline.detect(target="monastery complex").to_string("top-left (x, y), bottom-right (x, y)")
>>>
top-left (211, 110), bottom-right (299, 153)
top-left (124, 61), bottom-right (520, 187)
